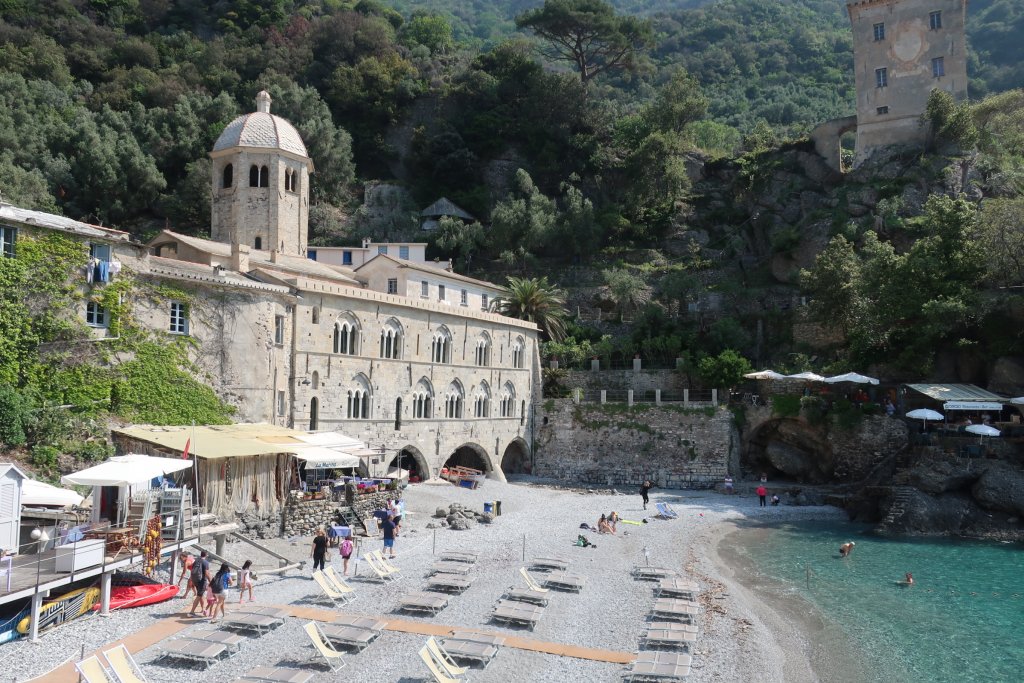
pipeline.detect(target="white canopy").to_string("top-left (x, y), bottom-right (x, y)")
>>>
top-left (22, 479), bottom-right (85, 508)
top-left (61, 454), bottom-right (193, 487)
top-left (291, 446), bottom-right (361, 469)
top-left (823, 372), bottom-right (879, 385)
top-left (295, 431), bottom-right (365, 449)
top-left (906, 408), bottom-right (944, 421)
top-left (744, 370), bottom-right (786, 380)
top-left (786, 372), bottom-right (826, 382)
top-left (965, 424), bottom-right (1001, 437)
top-left (1010, 397), bottom-right (1024, 405)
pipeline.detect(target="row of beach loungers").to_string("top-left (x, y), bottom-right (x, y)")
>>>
top-left (619, 564), bottom-right (701, 681)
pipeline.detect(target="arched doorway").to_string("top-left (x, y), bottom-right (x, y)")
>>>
top-left (390, 446), bottom-right (429, 483)
top-left (501, 438), bottom-right (531, 475)
top-left (443, 443), bottom-right (493, 476)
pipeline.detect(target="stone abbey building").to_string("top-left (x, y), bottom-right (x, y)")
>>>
top-left (0, 92), bottom-right (541, 482)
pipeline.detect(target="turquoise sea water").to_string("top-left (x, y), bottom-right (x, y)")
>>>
top-left (732, 521), bottom-right (1024, 683)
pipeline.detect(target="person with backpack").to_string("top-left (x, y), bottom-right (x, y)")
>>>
top-left (187, 550), bottom-right (211, 617)
top-left (209, 562), bottom-right (232, 622)
top-left (339, 536), bottom-right (354, 576)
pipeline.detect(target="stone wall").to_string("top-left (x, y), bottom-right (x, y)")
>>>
top-left (280, 489), bottom-right (398, 537)
top-left (828, 414), bottom-right (910, 481)
top-left (561, 369), bottom-right (689, 394)
top-left (535, 400), bottom-right (736, 489)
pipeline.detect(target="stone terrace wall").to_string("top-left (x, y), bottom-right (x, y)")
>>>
top-left (280, 489), bottom-right (398, 537)
top-left (535, 400), bottom-right (737, 489)
top-left (828, 414), bottom-right (909, 481)
top-left (561, 369), bottom-right (688, 394)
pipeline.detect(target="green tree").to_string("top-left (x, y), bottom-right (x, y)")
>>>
top-left (515, 0), bottom-right (653, 85)
top-left (490, 170), bottom-right (558, 264)
top-left (697, 349), bottom-right (753, 390)
top-left (641, 68), bottom-right (708, 136)
top-left (602, 268), bottom-right (650, 321)
top-left (493, 276), bottom-right (568, 342)
top-left (400, 12), bottom-right (454, 54)
top-left (925, 89), bottom-right (978, 151)
top-left (435, 216), bottom-right (487, 270)
top-left (977, 198), bottom-right (1024, 287)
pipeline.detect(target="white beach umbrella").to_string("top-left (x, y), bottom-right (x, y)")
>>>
top-left (965, 424), bottom-right (1000, 438)
top-left (785, 372), bottom-right (826, 382)
top-left (744, 369), bottom-right (786, 380)
top-left (22, 479), bottom-right (85, 508)
top-left (1010, 397), bottom-right (1024, 405)
top-left (61, 453), bottom-right (192, 487)
top-left (823, 372), bottom-right (880, 385)
top-left (906, 407), bottom-right (945, 432)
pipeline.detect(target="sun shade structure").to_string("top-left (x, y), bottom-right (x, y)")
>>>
top-left (743, 370), bottom-right (787, 380)
top-left (61, 454), bottom-right (192, 487)
top-left (823, 372), bottom-right (879, 385)
top-left (965, 425), bottom-right (1001, 437)
top-left (785, 372), bottom-right (826, 381)
top-left (905, 384), bottom-right (1005, 411)
top-left (905, 408), bottom-right (944, 421)
top-left (22, 479), bottom-right (85, 507)
top-left (114, 423), bottom-right (368, 461)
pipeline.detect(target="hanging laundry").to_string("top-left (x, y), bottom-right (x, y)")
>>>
top-left (109, 260), bottom-right (122, 277)
top-left (97, 260), bottom-right (110, 283)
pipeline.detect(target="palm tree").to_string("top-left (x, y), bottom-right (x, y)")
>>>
top-left (491, 276), bottom-right (568, 341)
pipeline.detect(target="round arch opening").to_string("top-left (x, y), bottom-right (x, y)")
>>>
top-left (389, 446), bottom-right (429, 483)
top-left (500, 438), bottom-right (531, 475)
top-left (443, 443), bottom-right (493, 476)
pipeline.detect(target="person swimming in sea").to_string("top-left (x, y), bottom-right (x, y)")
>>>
top-left (839, 541), bottom-right (855, 557)
top-left (897, 572), bottom-right (914, 587)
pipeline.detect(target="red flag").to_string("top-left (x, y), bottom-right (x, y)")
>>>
top-left (182, 437), bottom-right (191, 460)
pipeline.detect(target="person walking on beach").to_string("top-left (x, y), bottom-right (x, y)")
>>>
top-left (724, 476), bottom-right (734, 495)
top-left (238, 559), bottom-right (255, 603)
top-left (209, 562), bottom-right (232, 622)
top-left (839, 541), bottom-right (855, 557)
top-left (757, 484), bottom-right (767, 507)
top-left (339, 536), bottom-right (354, 575)
top-left (640, 480), bottom-right (654, 509)
top-left (187, 550), bottom-right (211, 617)
top-left (311, 527), bottom-right (328, 572)
top-left (178, 551), bottom-right (195, 599)
top-left (381, 514), bottom-right (397, 558)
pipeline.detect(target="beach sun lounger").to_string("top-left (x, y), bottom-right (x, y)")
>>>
top-left (648, 621), bottom-right (699, 634)
top-left (622, 651), bottom-right (692, 681)
top-left (75, 656), bottom-right (113, 683)
top-left (491, 599), bottom-right (543, 630)
top-left (312, 570), bottom-right (356, 606)
top-left (642, 627), bottom-right (698, 652)
top-left (233, 605), bottom-right (291, 619)
top-left (318, 623), bottom-right (380, 652)
top-left (530, 557), bottom-right (569, 571)
top-left (427, 572), bottom-right (475, 593)
top-left (542, 571), bottom-right (586, 592)
top-left (655, 502), bottom-right (679, 520)
top-left (440, 551), bottom-right (479, 564)
top-left (426, 637), bottom-right (470, 678)
top-left (429, 561), bottom-right (472, 576)
top-left (419, 645), bottom-right (466, 683)
top-left (243, 666), bottom-right (316, 683)
top-left (400, 591), bottom-right (449, 615)
top-left (439, 638), bottom-right (500, 666)
top-left (371, 550), bottom-right (403, 576)
top-left (325, 567), bottom-right (358, 598)
top-left (333, 613), bottom-right (388, 631)
top-left (303, 621), bottom-right (346, 673)
top-left (362, 553), bottom-right (399, 582)
top-left (449, 631), bottom-right (506, 647)
top-left (102, 644), bottom-right (148, 683)
top-left (650, 598), bottom-right (699, 624)
top-left (502, 586), bottom-right (550, 606)
top-left (157, 639), bottom-right (227, 669)
top-left (181, 625), bottom-right (246, 655)
top-left (631, 566), bottom-right (679, 581)
top-left (656, 579), bottom-right (699, 600)
top-left (223, 611), bottom-right (282, 634)
top-left (519, 568), bottom-right (550, 593)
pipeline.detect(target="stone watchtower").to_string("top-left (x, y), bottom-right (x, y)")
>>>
top-left (847, 0), bottom-right (968, 165)
top-left (210, 91), bottom-right (314, 256)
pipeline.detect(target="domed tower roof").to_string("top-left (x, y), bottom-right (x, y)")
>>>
top-left (213, 91), bottom-right (308, 157)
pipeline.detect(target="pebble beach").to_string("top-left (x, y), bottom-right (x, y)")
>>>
top-left (13, 479), bottom-right (845, 682)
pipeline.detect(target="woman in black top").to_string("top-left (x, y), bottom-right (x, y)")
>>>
top-left (311, 527), bottom-right (328, 571)
top-left (640, 480), bottom-right (654, 510)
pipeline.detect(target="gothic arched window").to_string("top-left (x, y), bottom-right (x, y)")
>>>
top-left (259, 165), bottom-right (269, 188)
top-left (346, 375), bottom-right (372, 419)
top-left (431, 326), bottom-right (452, 364)
top-left (444, 380), bottom-right (464, 419)
top-left (411, 378), bottom-right (434, 419)
top-left (379, 318), bottom-right (403, 360)
top-left (333, 314), bottom-right (360, 355)
top-left (249, 165), bottom-right (259, 187)
top-left (222, 164), bottom-right (233, 189)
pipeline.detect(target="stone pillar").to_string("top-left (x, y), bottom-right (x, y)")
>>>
top-left (628, 390), bottom-right (634, 407)
top-left (100, 570), bottom-right (112, 616)
top-left (572, 388), bottom-right (580, 404)
top-left (550, 359), bottom-right (559, 369)
top-left (633, 357), bottom-right (642, 372)
top-left (591, 359), bottom-right (600, 371)
top-left (656, 390), bottom-right (662, 406)
top-left (28, 590), bottom-right (46, 643)
top-left (600, 390), bottom-right (607, 404)
top-left (712, 389), bottom-right (718, 406)
top-left (684, 389), bottom-right (689, 408)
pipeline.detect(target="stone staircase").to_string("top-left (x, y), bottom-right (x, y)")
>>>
top-left (881, 486), bottom-right (916, 527)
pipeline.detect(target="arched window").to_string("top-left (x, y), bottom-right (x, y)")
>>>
top-left (311, 307), bottom-right (320, 324)
top-left (520, 399), bottom-right (526, 425)
top-left (249, 165), bottom-right (259, 187)
top-left (500, 383), bottom-right (517, 418)
top-left (333, 315), bottom-right (359, 355)
top-left (309, 397), bottom-right (319, 431)
top-left (345, 375), bottom-right (371, 419)
top-left (254, 236), bottom-right (262, 250)
top-left (259, 165), bottom-right (269, 188)
top-left (431, 327), bottom-right (452, 364)
top-left (222, 164), bottom-right (233, 188)
top-left (444, 380), bottom-right (464, 419)
top-left (379, 319), bottom-right (403, 360)
top-left (311, 371), bottom-right (319, 390)
top-left (474, 333), bottom-right (491, 367)
top-left (411, 378), bottom-right (434, 419)
top-left (474, 381), bottom-right (491, 418)
top-left (395, 398), bottom-right (402, 431)
top-left (284, 169), bottom-right (292, 192)
top-left (293, 172), bottom-right (299, 195)
top-left (512, 337), bottom-right (525, 369)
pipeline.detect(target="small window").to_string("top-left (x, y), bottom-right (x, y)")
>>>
top-left (481, 294), bottom-right (489, 311)
top-left (932, 56), bottom-right (945, 77)
top-left (222, 163), bottom-right (233, 188)
top-left (873, 23), bottom-right (885, 41)
top-left (89, 243), bottom-right (111, 261)
top-left (421, 280), bottom-right (429, 298)
top-left (275, 315), bottom-right (285, 345)
top-left (929, 10), bottom-right (942, 30)
top-left (308, 249), bottom-right (317, 261)
top-left (277, 390), bottom-right (286, 417)
top-left (254, 236), bottom-right (262, 250)
top-left (387, 278), bottom-right (398, 294)
top-left (438, 285), bottom-right (445, 302)
top-left (1, 226), bottom-right (15, 258)
top-left (312, 307), bottom-right (320, 324)
top-left (460, 289), bottom-right (468, 306)
top-left (169, 301), bottom-right (188, 335)
top-left (284, 169), bottom-right (293, 192)
top-left (86, 301), bottom-right (107, 328)
top-left (399, 245), bottom-right (409, 260)
top-left (342, 250), bottom-right (353, 265)
top-left (249, 165), bottom-right (259, 187)
top-left (378, 245), bottom-right (388, 255)
top-left (875, 67), bottom-right (888, 88)
top-left (876, 106), bottom-right (889, 115)
top-left (259, 165), bottom-right (269, 188)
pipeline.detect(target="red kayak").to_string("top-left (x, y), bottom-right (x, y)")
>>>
top-left (92, 583), bottom-right (179, 611)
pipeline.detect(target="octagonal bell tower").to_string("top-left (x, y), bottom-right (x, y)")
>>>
top-left (210, 91), bottom-right (314, 256)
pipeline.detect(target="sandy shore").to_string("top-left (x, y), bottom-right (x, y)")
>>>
top-left (12, 479), bottom-right (846, 682)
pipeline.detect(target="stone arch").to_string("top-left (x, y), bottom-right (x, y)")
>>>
top-left (222, 163), bottom-right (233, 188)
top-left (810, 115), bottom-right (858, 174)
top-left (391, 445), bottom-right (429, 482)
top-left (444, 442), bottom-right (493, 476)
top-left (501, 437), bottom-right (531, 475)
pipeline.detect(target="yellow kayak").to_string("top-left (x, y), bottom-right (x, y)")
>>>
top-left (16, 586), bottom-right (100, 635)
